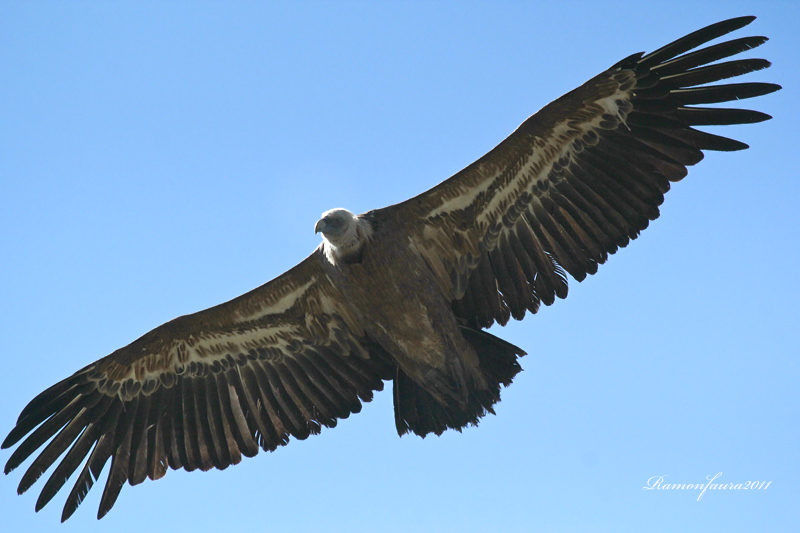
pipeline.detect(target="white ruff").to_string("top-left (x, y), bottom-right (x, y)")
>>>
top-left (323, 216), bottom-right (373, 264)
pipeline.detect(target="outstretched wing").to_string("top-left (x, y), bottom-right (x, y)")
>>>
top-left (2, 250), bottom-right (394, 521)
top-left (380, 16), bottom-right (780, 328)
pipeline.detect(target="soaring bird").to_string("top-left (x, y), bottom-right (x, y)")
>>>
top-left (3, 16), bottom-right (780, 521)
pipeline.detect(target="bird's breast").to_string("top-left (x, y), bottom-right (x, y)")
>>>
top-left (332, 237), bottom-right (454, 369)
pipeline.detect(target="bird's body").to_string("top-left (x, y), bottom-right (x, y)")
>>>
top-left (328, 230), bottom-right (465, 385)
top-left (321, 213), bottom-right (496, 412)
top-left (2, 15), bottom-right (781, 522)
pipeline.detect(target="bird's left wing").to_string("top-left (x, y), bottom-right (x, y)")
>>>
top-left (2, 250), bottom-right (393, 521)
top-left (377, 16), bottom-right (780, 329)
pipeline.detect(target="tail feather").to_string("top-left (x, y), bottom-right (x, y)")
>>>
top-left (393, 327), bottom-right (524, 437)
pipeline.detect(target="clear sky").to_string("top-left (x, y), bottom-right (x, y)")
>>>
top-left (1, 2), bottom-right (797, 532)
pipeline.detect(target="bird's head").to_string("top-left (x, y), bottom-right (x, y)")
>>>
top-left (315, 208), bottom-right (372, 264)
top-left (314, 208), bottom-right (355, 240)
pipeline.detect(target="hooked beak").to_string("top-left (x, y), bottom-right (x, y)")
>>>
top-left (314, 218), bottom-right (327, 234)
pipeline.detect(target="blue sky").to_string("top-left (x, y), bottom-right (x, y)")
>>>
top-left (1, 2), bottom-right (797, 532)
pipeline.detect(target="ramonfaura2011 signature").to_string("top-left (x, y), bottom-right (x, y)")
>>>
top-left (643, 472), bottom-right (772, 501)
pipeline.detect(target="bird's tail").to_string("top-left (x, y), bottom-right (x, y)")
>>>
top-left (392, 326), bottom-right (525, 437)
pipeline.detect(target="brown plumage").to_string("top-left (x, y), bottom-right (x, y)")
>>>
top-left (2, 16), bottom-right (780, 521)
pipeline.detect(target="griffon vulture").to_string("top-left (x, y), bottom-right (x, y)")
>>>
top-left (2, 16), bottom-right (781, 521)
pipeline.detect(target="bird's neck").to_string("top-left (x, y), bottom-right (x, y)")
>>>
top-left (323, 218), bottom-right (373, 265)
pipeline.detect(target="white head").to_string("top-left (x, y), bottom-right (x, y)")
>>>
top-left (315, 208), bottom-right (372, 263)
